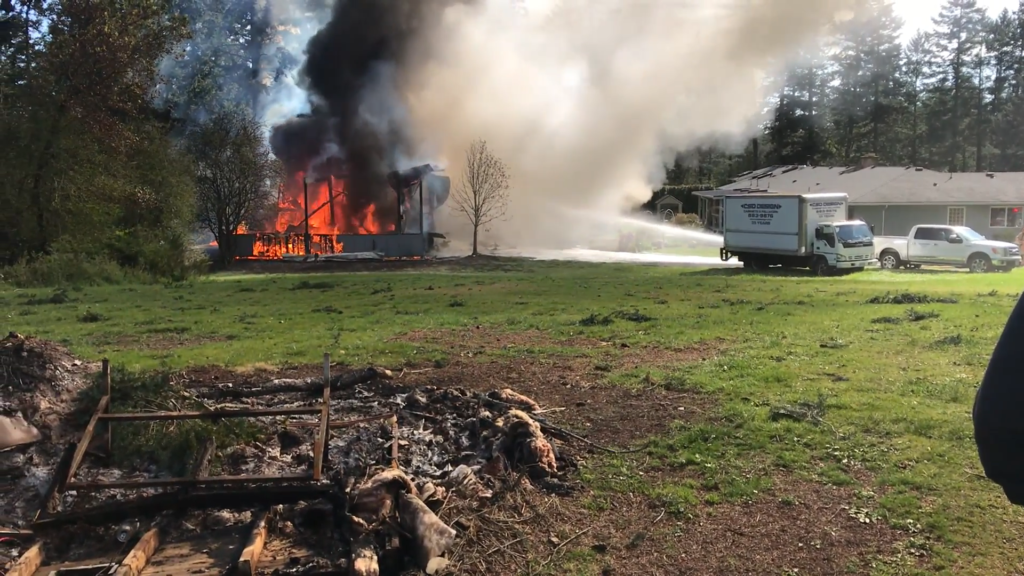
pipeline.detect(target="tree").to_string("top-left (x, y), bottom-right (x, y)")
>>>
top-left (0, 0), bottom-right (194, 270)
top-left (451, 139), bottom-right (510, 257)
top-left (828, 0), bottom-right (904, 164)
top-left (900, 32), bottom-right (931, 165)
top-left (186, 109), bottom-right (281, 267)
top-left (928, 0), bottom-right (989, 171)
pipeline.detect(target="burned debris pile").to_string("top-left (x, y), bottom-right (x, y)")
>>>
top-left (0, 337), bottom-right (593, 575)
top-left (0, 334), bottom-right (97, 521)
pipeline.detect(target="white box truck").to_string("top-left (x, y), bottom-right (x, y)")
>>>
top-left (719, 192), bottom-right (877, 275)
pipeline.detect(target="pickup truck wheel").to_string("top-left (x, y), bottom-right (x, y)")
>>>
top-left (968, 254), bottom-right (991, 273)
top-left (813, 257), bottom-right (831, 277)
top-left (879, 250), bottom-right (901, 270)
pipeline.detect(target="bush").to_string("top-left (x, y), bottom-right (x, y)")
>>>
top-left (1, 253), bottom-right (148, 288)
top-left (673, 213), bottom-right (702, 228)
top-left (2, 238), bottom-right (207, 288)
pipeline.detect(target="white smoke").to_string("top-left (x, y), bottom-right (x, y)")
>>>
top-left (256, 0), bottom-right (334, 127)
top-left (403, 0), bottom-right (856, 249)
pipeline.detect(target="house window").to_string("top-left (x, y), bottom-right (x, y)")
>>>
top-left (990, 207), bottom-right (1024, 228)
top-left (948, 207), bottom-right (966, 227)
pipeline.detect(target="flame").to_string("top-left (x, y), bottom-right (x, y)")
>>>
top-left (270, 173), bottom-right (393, 236)
top-left (235, 171), bottom-right (396, 259)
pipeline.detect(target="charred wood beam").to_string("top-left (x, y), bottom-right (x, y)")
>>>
top-left (114, 527), bottom-right (160, 576)
top-left (98, 407), bottom-right (320, 422)
top-left (188, 438), bottom-right (217, 480)
top-left (7, 542), bottom-right (43, 576)
top-left (36, 441), bottom-right (76, 520)
top-left (390, 416), bottom-right (399, 470)
top-left (0, 527), bottom-right (34, 539)
top-left (32, 485), bottom-right (336, 531)
top-left (287, 414), bottom-right (395, 429)
top-left (66, 473), bottom-right (313, 491)
top-left (192, 368), bottom-right (379, 400)
top-left (67, 395), bottom-right (110, 485)
top-left (313, 353), bottom-right (331, 482)
top-left (328, 177), bottom-right (336, 226)
top-left (103, 359), bottom-right (112, 456)
top-left (169, 437), bottom-right (216, 501)
top-left (236, 508), bottom-right (269, 576)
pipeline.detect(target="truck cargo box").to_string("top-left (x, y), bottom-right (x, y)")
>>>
top-left (723, 192), bottom-right (847, 256)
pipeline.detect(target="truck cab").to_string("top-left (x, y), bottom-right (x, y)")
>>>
top-left (811, 221), bottom-right (877, 274)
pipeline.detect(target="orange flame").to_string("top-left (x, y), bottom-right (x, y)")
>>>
top-left (235, 172), bottom-right (396, 259)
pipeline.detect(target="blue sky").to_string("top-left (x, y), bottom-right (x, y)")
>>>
top-left (896, 0), bottom-right (1018, 40)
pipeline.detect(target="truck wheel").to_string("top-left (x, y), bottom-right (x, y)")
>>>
top-left (813, 257), bottom-right (831, 277)
top-left (879, 250), bottom-right (901, 270)
top-left (749, 258), bottom-right (767, 272)
top-left (968, 254), bottom-right (991, 273)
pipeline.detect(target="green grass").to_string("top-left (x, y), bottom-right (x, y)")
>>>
top-left (4, 262), bottom-right (1024, 574)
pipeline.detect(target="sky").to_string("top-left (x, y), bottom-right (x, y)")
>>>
top-left (895, 0), bottom-right (1018, 40)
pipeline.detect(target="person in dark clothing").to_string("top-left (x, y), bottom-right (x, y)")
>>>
top-left (975, 292), bottom-right (1024, 505)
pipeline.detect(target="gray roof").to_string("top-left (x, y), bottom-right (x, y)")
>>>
top-left (701, 165), bottom-right (1024, 205)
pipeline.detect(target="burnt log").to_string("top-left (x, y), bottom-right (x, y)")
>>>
top-left (31, 485), bottom-right (336, 531)
top-left (193, 368), bottom-right (379, 400)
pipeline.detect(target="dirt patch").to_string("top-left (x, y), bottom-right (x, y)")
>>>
top-left (178, 360), bottom-right (901, 575)
top-left (178, 351), bottom-right (712, 452)
top-left (399, 357), bottom-right (709, 448)
top-left (401, 326), bottom-right (725, 372)
top-left (455, 474), bottom-right (905, 576)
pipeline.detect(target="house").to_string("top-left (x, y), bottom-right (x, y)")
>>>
top-left (695, 159), bottom-right (1024, 241)
top-left (654, 193), bottom-right (684, 219)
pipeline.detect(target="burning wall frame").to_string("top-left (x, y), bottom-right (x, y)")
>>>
top-left (231, 164), bottom-right (449, 261)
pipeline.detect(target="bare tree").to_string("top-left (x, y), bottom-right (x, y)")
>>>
top-left (185, 109), bottom-right (281, 267)
top-left (450, 139), bottom-right (510, 256)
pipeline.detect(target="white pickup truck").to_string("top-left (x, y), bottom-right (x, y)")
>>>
top-left (875, 225), bottom-right (1021, 273)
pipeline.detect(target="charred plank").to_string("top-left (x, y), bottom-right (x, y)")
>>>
top-left (35, 441), bottom-right (76, 519)
top-left (66, 473), bottom-right (312, 491)
top-left (31, 485), bottom-right (335, 530)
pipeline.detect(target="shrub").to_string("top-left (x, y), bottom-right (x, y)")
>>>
top-left (1, 253), bottom-right (146, 288)
top-left (673, 213), bottom-right (702, 228)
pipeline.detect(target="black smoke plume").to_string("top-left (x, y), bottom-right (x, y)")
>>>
top-left (269, 0), bottom-right (468, 215)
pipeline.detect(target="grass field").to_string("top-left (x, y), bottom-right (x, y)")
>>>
top-left (4, 260), bottom-right (1024, 574)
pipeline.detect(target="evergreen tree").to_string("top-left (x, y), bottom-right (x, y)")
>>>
top-left (927, 0), bottom-right (989, 171)
top-left (900, 32), bottom-right (931, 166)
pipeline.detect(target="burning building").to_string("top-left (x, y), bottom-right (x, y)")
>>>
top-left (229, 0), bottom-right (462, 261)
top-left (230, 116), bottom-right (450, 261)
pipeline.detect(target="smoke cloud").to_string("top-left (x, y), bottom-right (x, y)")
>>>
top-left (234, 0), bottom-right (855, 250)
top-left (400, 0), bottom-right (857, 249)
top-left (268, 0), bottom-right (468, 217)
